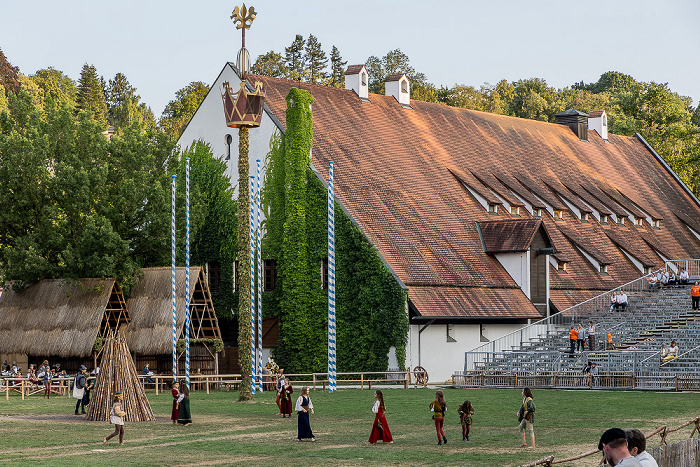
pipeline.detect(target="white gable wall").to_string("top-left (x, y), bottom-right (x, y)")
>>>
top-left (494, 251), bottom-right (531, 299)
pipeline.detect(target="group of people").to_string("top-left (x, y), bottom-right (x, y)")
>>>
top-left (599, 428), bottom-right (658, 466)
top-left (647, 268), bottom-right (689, 292)
top-left (609, 290), bottom-right (629, 312)
top-left (170, 381), bottom-right (192, 426)
top-left (568, 321), bottom-right (599, 353)
top-left (659, 341), bottom-right (679, 363)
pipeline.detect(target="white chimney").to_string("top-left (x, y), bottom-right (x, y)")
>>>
top-left (385, 73), bottom-right (410, 107)
top-left (344, 65), bottom-right (369, 100)
top-left (588, 110), bottom-right (608, 141)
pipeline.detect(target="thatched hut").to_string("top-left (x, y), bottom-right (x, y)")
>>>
top-left (0, 279), bottom-right (129, 372)
top-left (126, 267), bottom-right (222, 376)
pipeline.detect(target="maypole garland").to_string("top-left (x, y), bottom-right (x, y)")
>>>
top-left (250, 176), bottom-right (256, 395)
top-left (185, 157), bottom-right (191, 389)
top-left (171, 174), bottom-right (177, 382)
top-left (328, 161), bottom-right (337, 392)
top-left (256, 159), bottom-right (263, 392)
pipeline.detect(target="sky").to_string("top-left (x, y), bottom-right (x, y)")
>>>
top-left (1, 0), bottom-right (698, 115)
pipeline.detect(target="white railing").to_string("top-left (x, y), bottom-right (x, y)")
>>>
top-left (463, 259), bottom-right (700, 371)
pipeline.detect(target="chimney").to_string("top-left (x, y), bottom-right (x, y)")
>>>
top-left (588, 110), bottom-right (608, 141)
top-left (344, 65), bottom-right (369, 101)
top-left (385, 73), bottom-right (411, 108)
top-left (555, 109), bottom-right (589, 141)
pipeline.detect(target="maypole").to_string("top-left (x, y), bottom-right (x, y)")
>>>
top-left (185, 157), bottom-right (191, 389)
top-left (171, 174), bottom-right (177, 382)
top-left (256, 159), bottom-right (263, 392)
top-left (250, 176), bottom-right (256, 395)
top-left (224, 3), bottom-right (264, 401)
top-left (328, 161), bottom-right (337, 392)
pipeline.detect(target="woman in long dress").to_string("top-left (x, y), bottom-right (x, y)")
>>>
top-left (171, 382), bottom-right (180, 424)
top-left (368, 390), bottom-right (393, 444)
top-left (177, 383), bottom-right (192, 426)
top-left (295, 386), bottom-right (315, 441)
top-left (103, 392), bottom-right (126, 445)
top-left (279, 378), bottom-right (293, 418)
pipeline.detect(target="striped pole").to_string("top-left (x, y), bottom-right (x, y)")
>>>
top-left (256, 160), bottom-right (263, 392)
top-left (171, 174), bottom-right (177, 383)
top-left (185, 158), bottom-right (191, 389)
top-left (328, 161), bottom-right (336, 392)
top-left (249, 176), bottom-right (256, 394)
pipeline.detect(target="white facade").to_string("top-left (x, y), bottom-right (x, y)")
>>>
top-left (494, 251), bottom-right (531, 299)
top-left (344, 65), bottom-right (369, 100)
top-left (385, 75), bottom-right (410, 106)
top-left (588, 111), bottom-right (608, 141)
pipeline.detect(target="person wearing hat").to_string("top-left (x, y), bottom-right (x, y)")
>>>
top-left (599, 428), bottom-right (642, 466)
top-left (104, 392), bottom-right (127, 445)
top-left (73, 365), bottom-right (88, 415)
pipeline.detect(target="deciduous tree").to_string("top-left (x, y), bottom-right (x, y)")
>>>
top-left (159, 81), bottom-right (208, 140)
top-left (251, 51), bottom-right (288, 78)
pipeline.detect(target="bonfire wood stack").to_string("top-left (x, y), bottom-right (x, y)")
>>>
top-left (87, 332), bottom-right (155, 422)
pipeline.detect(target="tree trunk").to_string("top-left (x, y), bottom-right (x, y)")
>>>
top-left (237, 126), bottom-right (253, 401)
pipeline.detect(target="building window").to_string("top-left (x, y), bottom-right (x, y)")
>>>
top-left (264, 259), bottom-right (276, 292)
top-left (617, 216), bottom-right (625, 225)
top-left (361, 72), bottom-right (367, 86)
top-left (447, 324), bottom-right (457, 343)
top-left (601, 215), bottom-right (609, 224)
top-left (488, 204), bottom-right (498, 214)
top-left (320, 258), bottom-right (329, 290)
top-left (533, 208), bottom-right (542, 218)
top-left (600, 264), bottom-right (608, 274)
top-left (401, 79), bottom-right (409, 93)
top-left (233, 260), bottom-right (239, 293)
top-left (652, 219), bottom-right (660, 229)
top-left (558, 262), bottom-right (568, 273)
top-left (553, 210), bottom-right (563, 220)
top-left (581, 212), bottom-right (589, 222)
top-left (635, 217), bottom-right (644, 227)
top-left (510, 206), bottom-right (520, 216)
top-left (208, 261), bottom-right (221, 292)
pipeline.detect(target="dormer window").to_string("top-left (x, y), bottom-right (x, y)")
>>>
top-left (533, 208), bottom-right (542, 218)
top-left (601, 215), bottom-right (609, 224)
top-left (553, 210), bottom-right (563, 220)
top-left (510, 206), bottom-right (520, 216)
top-left (645, 266), bottom-right (653, 274)
top-left (558, 261), bottom-right (568, 273)
top-left (401, 79), bottom-right (409, 93)
top-left (600, 264), bottom-right (608, 274)
top-left (488, 204), bottom-right (498, 214)
top-left (361, 72), bottom-right (367, 86)
top-left (617, 216), bottom-right (625, 225)
top-left (634, 217), bottom-right (644, 227)
top-left (581, 212), bottom-right (589, 222)
top-left (652, 219), bottom-right (660, 229)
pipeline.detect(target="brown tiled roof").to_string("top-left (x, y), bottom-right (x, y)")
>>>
top-left (252, 74), bottom-right (700, 319)
top-left (589, 110), bottom-right (605, 118)
top-left (344, 65), bottom-right (365, 75)
top-left (479, 219), bottom-right (543, 253)
top-left (385, 73), bottom-right (408, 82)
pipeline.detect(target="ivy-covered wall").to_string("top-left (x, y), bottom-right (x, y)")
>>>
top-left (262, 87), bottom-right (408, 373)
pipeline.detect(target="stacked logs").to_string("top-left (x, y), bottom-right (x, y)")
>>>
top-left (86, 331), bottom-right (155, 422)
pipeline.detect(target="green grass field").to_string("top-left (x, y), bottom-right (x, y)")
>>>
top-left (0, 387), bottom-right (698, 466)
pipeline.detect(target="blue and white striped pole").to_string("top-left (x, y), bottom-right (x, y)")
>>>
top-left (171, 174), bottom-right (177, 383)
top-left (256, 160), bottom-right (263, 392)
top-left (249, 176), bottom-right (256, 394)
top-left (185, 158), bottom-right (191, 389)
top-left (328, 161), bottom-right (336, 392)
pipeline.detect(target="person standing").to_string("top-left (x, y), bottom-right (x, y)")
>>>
top-left (429, 390), bottom-right (447, 445)
top-left (691, 282), bottom-right (700, 310)
top-left (576, 323), bottom-right (586, 351)
top-left (569, 325), bottom-right (578, 355)
top-left (275, 368), bottom-right (285, 415)
top-left (598, 428), bottom-right (641, 466)
top-left (171, 382), bottom-right (180, 424)
top-left (587, 321), bottom-right (596, 351)
top-left (43, 364), bottom-right (52, 399)
top-left (457, 399), bottom-right (475, 441)
top-left (73, 365), bottom-right (88, 415)
top-left (295, 386), bottom-right (315, 441)
top-left (177, 383), bottom-right (192, 426)
top-left (279, 377), bottom-right (294, 418)
top-left (103, 392), bottom-right (126, 445)
top-left (517, 387), bottom-right (536, 449)
top-left (368, 390), bottom-right (393, 444)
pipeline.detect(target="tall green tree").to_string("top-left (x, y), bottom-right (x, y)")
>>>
top-left (511, 78), bottom-right (557, 121)
top-left (251, 51), bottom-right (288, 78)
top-left (0, 48), bottom-right (21, 95)
top-left (304, 34), bottom-right (328, 85)
top-left (328, 45), bottom-right (346, 88)
top-left (31, 68), bottom-right (77, 108)
top-left (365, 49), bottom-right (430, 96)
top-left (75, 63), bottom-right (108, 128)
top-left (159, 81), bottom-right (208, 140)
top-left (106, 72), bottom-right (155, 132)
top-left (284, 35), bottom-right (306, 81)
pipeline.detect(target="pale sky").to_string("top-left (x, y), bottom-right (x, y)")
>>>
top-left (1, 0), bottom-right (698, 116)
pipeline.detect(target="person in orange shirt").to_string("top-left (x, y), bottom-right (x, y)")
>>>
top-left (691, 282), bottom-right (700, 310)
top-left (569, 325), bottom-right (578, 355)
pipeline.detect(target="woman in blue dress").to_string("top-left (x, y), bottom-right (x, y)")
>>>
top-left (294, 386), bottom-right (315, 441)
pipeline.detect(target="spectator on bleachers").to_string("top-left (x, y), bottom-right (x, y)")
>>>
top-left (625, 428), bottom-right (659, 467)
top-left (691, 282), bottom-right (700, 310)
top-left (610, 291), bottom-right (618, 311)
top-left (679, 269), bottom-right (690, 286)
top-left (576, 323), bottom-right (586, 351)
top-left (659, 344), bottom-right (669, 362)
top-left (606, 332), bottom-right (614, 350)
top-left (661, 270), bottom-right (670, 288)
top-left (569, 325), bottom-right (578, 355)
top-left (668, 271), bottom-right (677, 286)
top-left (656, 270), bottom-right (665, 289)
top-left (663, 341), bottom-right (678, 362)
top-left (588, 362), bottom-right (598, 387)
top-left (647, 274), bottom-right (658, 292)
top-left (587, 321), bottom-right (596, 351)
top-left (616, 291), bottom-right (628, 311)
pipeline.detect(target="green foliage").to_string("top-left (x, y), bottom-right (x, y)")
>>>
top-left (304, 34), bottom-right (329, 85)
top-left (93, 337), bottom-right (106, 353)
top-left (365, 49), bottom-right (430, 96)
top-left (31, 67), bottom-right (77, 109)
top-left (75, 63), bottom-right (108, 128)
top-left (106, 72), bottom-right (155, 133)
top-left (284, 35), bottom-right (307, 81)
top-left (176, 338), bottom-right (224, 354)
top-left (159, 81), bottom-right (208, 140)
top-left (251, 51), bottom-right (288, 78)
top-left (328, 45), bottom-right (346, 88)
top-left (0, 47), bottom-right (21, 95)
top-left (262, 87), bottom-right (408, 373)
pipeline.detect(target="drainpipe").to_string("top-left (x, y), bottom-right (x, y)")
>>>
top-left (418, 320), bottom-right (435, 367)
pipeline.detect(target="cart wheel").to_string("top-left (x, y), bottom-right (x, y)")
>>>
top-left (413, 366), bottom-right (428, 386)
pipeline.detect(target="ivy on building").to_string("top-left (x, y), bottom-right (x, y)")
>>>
top-left (262, 87), bottom-right (407, 373)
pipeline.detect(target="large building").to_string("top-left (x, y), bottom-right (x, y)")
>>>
top-left (178, 64), bottom-right (700, 381)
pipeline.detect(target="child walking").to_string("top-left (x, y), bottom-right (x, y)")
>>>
top-left (457, 399), bottom-right (475, 441)
top-left (103, 392), bottom-right (126, 445)
top-left (368, 390), bottom-right (393, 444)
top-left (429, 390), bottom-right (447, 445)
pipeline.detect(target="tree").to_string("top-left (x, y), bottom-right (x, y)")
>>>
top-left (365, 49), bottom-right (431, 96)
top-left (251, 51), bottom-right (288, 78)
top-left (284, 35), bottom-right (306, 81)
top-left (0, 48), bottom-right (20, 95)
top-left (304, 34), bottom-right (328, 85)
top-left (511, 78), bottom-right (557, 121)
top-left (76, 63), bottom-right (108, 128)
top-left (106, 72), bottom-right (155, 133)
top-left (328, 46), bottom-right (346, 88)
top-left (159, 81), bottom-right (209, 140)
top-left (31, 68), bottom-right (77, 108)
top-left (443, 84), bottom-right (488, 110)
top-left (0, 84), bottom-right (7, 113)
top-left (17, 75), bottom-right (44, 113)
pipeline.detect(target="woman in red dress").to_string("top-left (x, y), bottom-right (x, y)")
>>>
top-left (368, 390), bottom-right (393, 444)
top-left (171, 382), bottom-right (180, 424)
top-left (279, 378), bottom-right (294, 418)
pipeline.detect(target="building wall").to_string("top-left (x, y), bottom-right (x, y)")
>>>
top-left (494, 252), bottom-right (530, 298)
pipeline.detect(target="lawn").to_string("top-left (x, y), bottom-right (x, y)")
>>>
top-left (0, 386), bottom-right (698, 466)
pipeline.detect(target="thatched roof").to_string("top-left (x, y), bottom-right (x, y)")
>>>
top-left (0, 279), bottom-right (118, 357)
top-left (126, 267), bottom-right (214, 355)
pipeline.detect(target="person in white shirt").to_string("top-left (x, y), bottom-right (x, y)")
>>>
top-left (663, 341), bottom-right (678, 362)
top-left (679, 269), bottom-right (690, 285)
top-left (625, 429), bottom-right (659, 467)
top-left (647, 274), bottom-right (658, 292)
top-left (616, 291), bottom-right (628, 311)
top-left (599, 428), bottom-right (642, 466)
